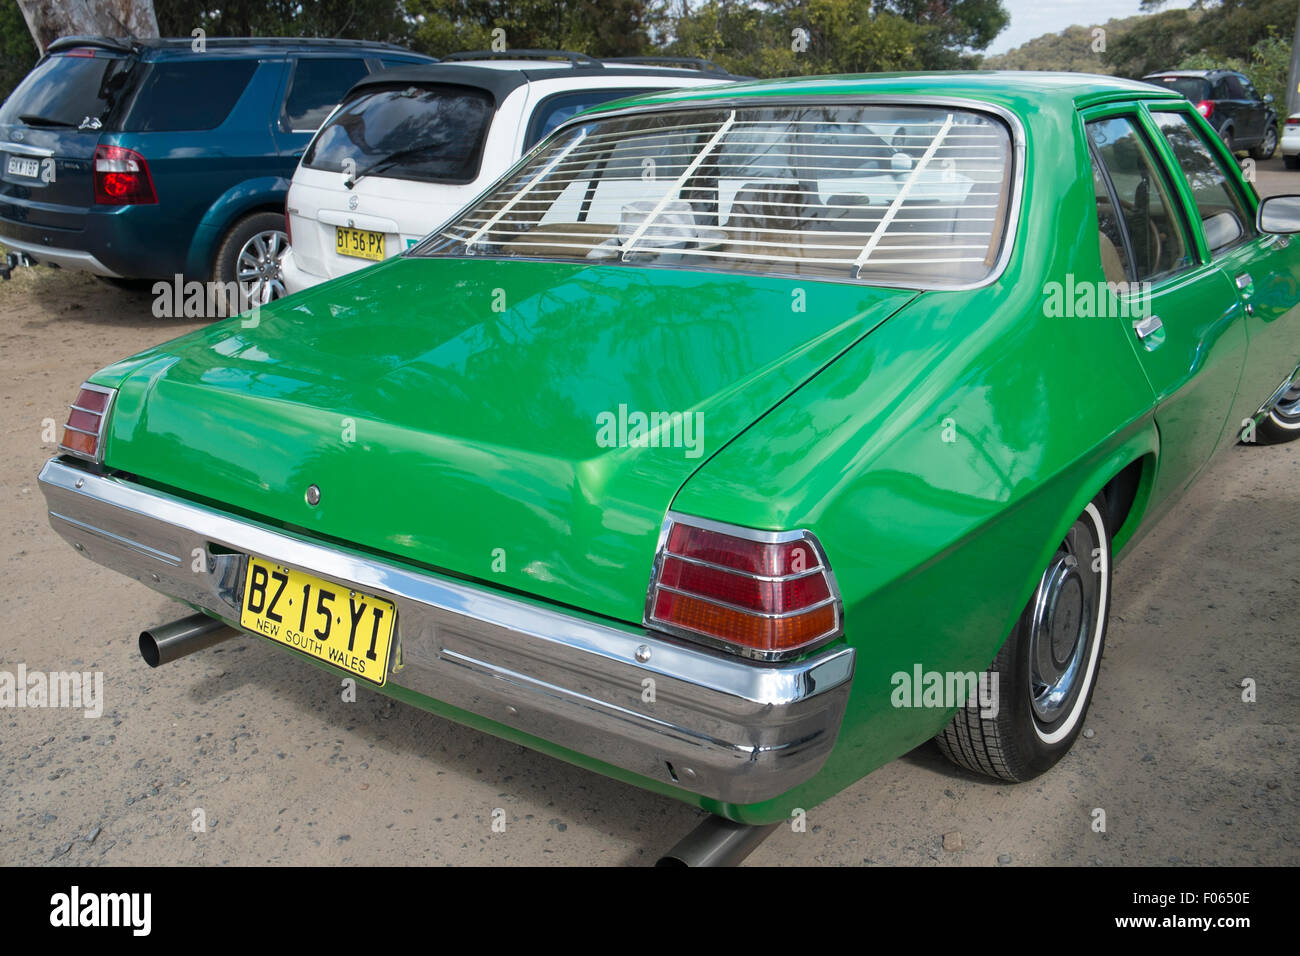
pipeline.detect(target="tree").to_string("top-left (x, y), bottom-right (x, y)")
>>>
top-left (668, 0), bottom-right (1008, 77)
top-left (405, 0), bottom-right (656, 57)
top-left (15, 0), bottom-right (158, 53)
top-left (153, 0), bottom-right (415, 44)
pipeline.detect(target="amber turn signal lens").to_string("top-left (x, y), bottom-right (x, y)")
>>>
top-left (60, 384), bottom-right (115, 463)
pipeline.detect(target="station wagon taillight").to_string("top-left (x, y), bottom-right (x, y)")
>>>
top-left (1196, 100), bottom-right (1214, 118)
top-left (645, 515), bottom-right (842, 660)
top-left (60, 383), bottom-right (115, 463)
top-left (94, 145), bottom-right (157, 205)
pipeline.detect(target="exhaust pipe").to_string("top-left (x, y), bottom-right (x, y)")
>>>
top-left (139, 613), bottom-right (238, 667)
top-left (656, 815), bottom-right (779, 867)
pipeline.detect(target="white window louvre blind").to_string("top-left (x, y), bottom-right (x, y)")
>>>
top-left (853, 113), bottom-right (955, 275)
top-left (621, 110), bottom-right (736, 259)
top-left (429, 104), bottom-right (1012, 286)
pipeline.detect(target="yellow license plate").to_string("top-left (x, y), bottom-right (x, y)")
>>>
top-left (336, 226), bottom-right (385, 261)
top-left (240, 558), bottom-right (395, 686)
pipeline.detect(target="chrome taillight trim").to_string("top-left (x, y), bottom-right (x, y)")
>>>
top-left (643, 511), bottom-right (845, 662)
top-left (58, 382), bottom-right (116, 464)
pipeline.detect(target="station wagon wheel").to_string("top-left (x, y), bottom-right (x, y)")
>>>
top-left (1255, 376), bottom-right (1300, 443)
top-left (936, 496), bottom-right (1111, 782)
top-left (213, 211), bottom-right (290, 315)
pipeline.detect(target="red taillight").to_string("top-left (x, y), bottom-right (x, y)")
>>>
top-left (60, 383), bottom-right (115, 463)
top-left (1196, 100), bottom-right (1214, 118)
top-left (94, 145), bottom-right (157, 205)
top-left (1287, 118), bottom-right (1300, 128)
top-left (63, 48), bottom-right (97, 58)
top-left (645, 515), bottom-right (841, 659)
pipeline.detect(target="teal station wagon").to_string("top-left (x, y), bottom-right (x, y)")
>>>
top-left (39, 73), bottom-right (1300, 864)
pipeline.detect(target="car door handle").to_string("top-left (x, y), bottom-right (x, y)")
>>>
top-left (1133, 315), bottom-right (1163, 341)
top-left (1236, 272), bottom-right (1253, 290)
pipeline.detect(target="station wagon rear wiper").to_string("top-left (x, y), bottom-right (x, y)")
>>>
top-left (344, 143), bottom-right (442, 189)
top-left (17, 113), bottom-right (77, 128)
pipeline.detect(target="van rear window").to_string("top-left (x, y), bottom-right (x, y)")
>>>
top-left (302, 84), bottom-right (494, 185)
top-left (0, 50), bottom-right (134, 129)
top-left (123, 60), bottom-right (257, 132)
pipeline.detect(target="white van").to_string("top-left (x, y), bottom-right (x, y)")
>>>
top-left (280, 52), bottom-right (739, 294)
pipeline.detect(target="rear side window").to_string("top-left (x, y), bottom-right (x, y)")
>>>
top-left (123, 59), bottom-right (257, 132)
top-left (422, 104), bottom-right (1015, 286)
top-left (302, 85), bottom-right (494, 184)
top-left (0, 50), bottom-right (135, 129)
top-left (283, 57), bottom-right (370, 132)
top-left (524, 89), bottom-right (655, 149)
top-left (1150, 110), bottom-right (1254, 252)
top-left (1087, 116), bottom-right (1191, 282)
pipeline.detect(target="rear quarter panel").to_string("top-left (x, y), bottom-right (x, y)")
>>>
top-left (672, 95), bottom-right (1165, 823)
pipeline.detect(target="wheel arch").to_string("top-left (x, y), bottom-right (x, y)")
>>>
top-left (184, 176), bottom-right (291, 280)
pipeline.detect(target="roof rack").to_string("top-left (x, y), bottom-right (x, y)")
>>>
top-left (47, 35), bottom-right (426, 54)
top-left (441, 49), bottom-right (603, 68)
top-left (603, 56), bottom-right (732, 76)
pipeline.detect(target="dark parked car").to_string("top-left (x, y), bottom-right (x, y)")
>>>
top-left (1143, 69), bottom-right (1277, 159)
top-left (0, 36), bottom-right (433, 302)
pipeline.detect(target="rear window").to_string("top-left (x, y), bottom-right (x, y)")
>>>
top-left (0, 50), bottom-right (135, 129)
top-left (1147, 76), bottom-right (1211, 102)
top-left (123, 59), bottom-right (257, 132)
top-left (302, 84), bottom-right (494, 184)
top-left (421, 103), bottom-right (1015, 286)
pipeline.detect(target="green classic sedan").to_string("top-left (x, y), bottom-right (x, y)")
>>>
top-left (39, 73), bottom-right (1300, 855)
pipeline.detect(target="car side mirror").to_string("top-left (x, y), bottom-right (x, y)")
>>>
top-left (1257, 195), bottom-right (1300, 234)
top-left (1264, 93), bottom-right (1275, 104)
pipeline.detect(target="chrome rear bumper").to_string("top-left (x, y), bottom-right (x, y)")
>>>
top-left (38, 458), bottom-right (854, 804)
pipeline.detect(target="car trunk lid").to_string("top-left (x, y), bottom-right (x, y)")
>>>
top-left (99, 256), bottom-right (917, 622)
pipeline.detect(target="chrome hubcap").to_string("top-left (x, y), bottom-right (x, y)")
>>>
top-left (1273, 380), bottom-right (1300, 419)
top-left (236, 230), bottom-right (288, 305)
top-left (1028, 520), bottom-right (1100, 724)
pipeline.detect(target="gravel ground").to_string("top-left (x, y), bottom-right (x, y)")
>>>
top-left (1, 160), bottom-right (1297, 867)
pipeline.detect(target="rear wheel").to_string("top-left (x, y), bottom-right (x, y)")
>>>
top-left (1255, 377), bottom-right (1300, 444)
top-left (936, 496), bottom-right (1111, 782)
top-left (213, 211), bottom-right (288, 310)
top-left (1251, 124), bottom-right (1278, 160)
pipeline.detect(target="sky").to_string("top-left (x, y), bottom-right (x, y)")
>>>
top-left (984, 0), bottom-right (1199, 56)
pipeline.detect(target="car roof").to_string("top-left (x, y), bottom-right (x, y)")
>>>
top-left (347, 61), bottom-right (740, 106)
top-left (579, 70), bottom-right (1186, 118)
top-left (1142, 70), bottom-right (1230, 79)
top-left (46, 35), bottom-right (432, 60)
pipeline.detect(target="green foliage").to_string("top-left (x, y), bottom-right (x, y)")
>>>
top-left (405, 0), bottom-right (655, 57)
top-left (0, 0), bottom-right (1010, 104)
top-left (1178, 28), bottom-right (1293, 113)
top-left (0, 1), bottom-right (38, 102)
top-left (669, 0), bottom-right (1008, 77)
top-left (982, 17), bottom-right (1144, 74)
top-left (153, 1), bottom-right (414, 43)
